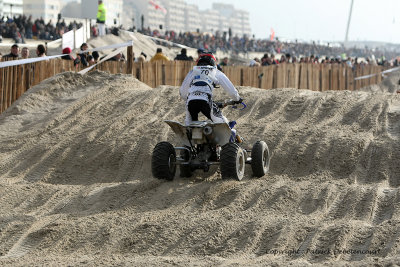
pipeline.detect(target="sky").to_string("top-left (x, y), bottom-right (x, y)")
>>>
top-left (185, 0), bottom-right (400, 43)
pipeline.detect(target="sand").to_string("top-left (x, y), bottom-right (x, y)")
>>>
top-left (84, 31), bottom-right (202, 61)
top-left (0, 69), bottom-right (400, 266)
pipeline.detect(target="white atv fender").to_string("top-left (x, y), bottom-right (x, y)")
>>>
top-left (165, 120), bottom-right (233, 146)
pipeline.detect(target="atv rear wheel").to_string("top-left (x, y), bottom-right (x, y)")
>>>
top-left (151, 142), bottom-right (176, 180)
top-left (220, 143), bottom-right (245, 181)
top-left (179, 148), bottom-right (192, 178)
top-left (251, 141), bottom-right (270, 177)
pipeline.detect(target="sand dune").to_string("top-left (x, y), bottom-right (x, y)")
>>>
top-left (0, 70), bottom-right (400, 266)
top-left (86, 31), bottom-right (199, 61)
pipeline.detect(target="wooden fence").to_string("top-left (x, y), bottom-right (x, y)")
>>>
top-left (132, 61), bottom-right (384, 91)
top-left (0, 52), bottom-right (384, 114)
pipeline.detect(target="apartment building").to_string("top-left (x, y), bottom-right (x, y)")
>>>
top-left (236, 9), bottom-right (251, 37)
top-left (124, 0), bottom-right (251, 37)
top-left (184, 4), bottom-right (200, 32)
top-left (212, 3), bottom-right (251, 37)
top-left (200, 9), bottom-right (219, 33)
top-left (125, 0), bottom-right (166, 31)
top-left (161, 0), bottom-right (185, 32)
top-left (104, 0), bottom-right (123, 26)
top-left (23, 0), bottom-right (61, 22)
top-left (0, 0), bottom-right (23, 18)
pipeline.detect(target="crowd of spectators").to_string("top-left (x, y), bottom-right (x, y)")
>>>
top-left (0, 41), bottom-right (126, 69)
top-left (247, 53), bottom-right (393, 69)
top-left (2, 13), bottom-right (400, 69)
top-left (0, 43), bottom-right (50, 61)
top-left (0, 15), bottom-right (83, 43)
top-left (136, 27), bottom-right (400, 66)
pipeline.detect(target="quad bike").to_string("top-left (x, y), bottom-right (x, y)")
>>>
top-left (151, 100), bottom-right (270, 181)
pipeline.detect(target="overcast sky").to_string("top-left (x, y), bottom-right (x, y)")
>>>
top-left (186, 0), bottom-right (400, 43)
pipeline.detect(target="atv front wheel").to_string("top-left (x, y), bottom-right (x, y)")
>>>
top-left (151, 142), bottom-right (176, 180)
top-left (251, 141), bottom-right (270, 177)
top-left (220, 143), bottom-right (245, 181)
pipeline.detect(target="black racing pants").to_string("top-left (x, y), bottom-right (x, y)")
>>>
top-left (187, 99), bottom-right (225, 123)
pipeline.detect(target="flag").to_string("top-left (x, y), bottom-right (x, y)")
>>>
top-left (270, 28), bottom-right (275, 41)
top-left (149, 0), bottom-right (167, 14)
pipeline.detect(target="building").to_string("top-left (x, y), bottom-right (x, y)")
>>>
top-left (23, 0), bottom-right (62, 22)
top-left (0, 0), bottom-right (23, 18)
top-left (104, 0), bottom-right (123, 26)
top-left (200, 9), bottom-right (219, 34)
top-left (235, 9), bottom-right (251, 37)
top-left (212, 3), bottom-right (251, 37)
top-left (123, 0), bottom-right (166, 31)
top-left (161, 0), bottom-right (185, 33)
top-left (122, 0), bottom-right (252, 37)
top-left (184, 4), bottom-right (201, 32)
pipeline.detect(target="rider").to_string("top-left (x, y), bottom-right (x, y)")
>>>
top-left (179, 52), bottom-right (242, 126)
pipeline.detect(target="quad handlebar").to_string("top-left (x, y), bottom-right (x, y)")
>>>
top-left (215, 99), bottom-right (247, 110)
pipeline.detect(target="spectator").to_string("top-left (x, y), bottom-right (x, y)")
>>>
top-left (261, 54), bottom-right (270, 66)
top-left (138, 54), bottom-right (146, 63)
top-left (92, 51), bottom-right (100, 63)
top-left (174, 48), bottom-right (192, 61)
top-left (78, 43), bottom-right (90, 67)
top-left (87, 55), bottom-right (95, 65)
top-left (137, 52), bottom-right (147, 62)
top-left (271, 54), bottom-right (278, 64)
top-left (107, 52), bottom-right (126, 62)
top-left (196, 48), bottom-right (204, 60)
top-left (61, 47), bottom-right (73, 60)
top-left (150, 48), bottom-right (169, 62)
top-left (12, 27), bottom-right (23, 43)
top-left (36, 44), bottom-right (46, 57)
top-left (21, 47), bottom-right (30, 59)
top-left (249, 58), bottom-right (260, 67)
top-left (97, 0), bottom-right (107, 36)
top-left (285, 53), bottom-right (292, 63)
top-left (3, 44), bottom-right (20, 60)
top-left (61, 47), bottom-right (80, 66)
top-left (220, 57), bottom-right (229, 66)
top-left (345, 57), bottom-right (353, 68)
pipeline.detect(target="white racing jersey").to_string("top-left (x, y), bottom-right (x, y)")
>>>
top-left (190, 66), bottom-right (217, 89)
top-left (180, 65), bottom-right (240, 103)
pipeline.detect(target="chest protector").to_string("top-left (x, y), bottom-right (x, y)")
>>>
top-left (190, 66), bottom-right (218, 92)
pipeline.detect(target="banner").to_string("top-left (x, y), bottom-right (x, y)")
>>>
top-left (354, 66), bottom-right (400, 80)
top-left (75, 28), bottom-right (85, 50)
top-left (62, 30), bottom-right (74, 50)
top-left (149, 0), bottom-right (167, 14)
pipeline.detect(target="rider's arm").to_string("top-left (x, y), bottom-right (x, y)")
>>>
top-left (179, 71), bottom-right (193, 101)
top-left (216, 70), bottom-right (241, 101)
